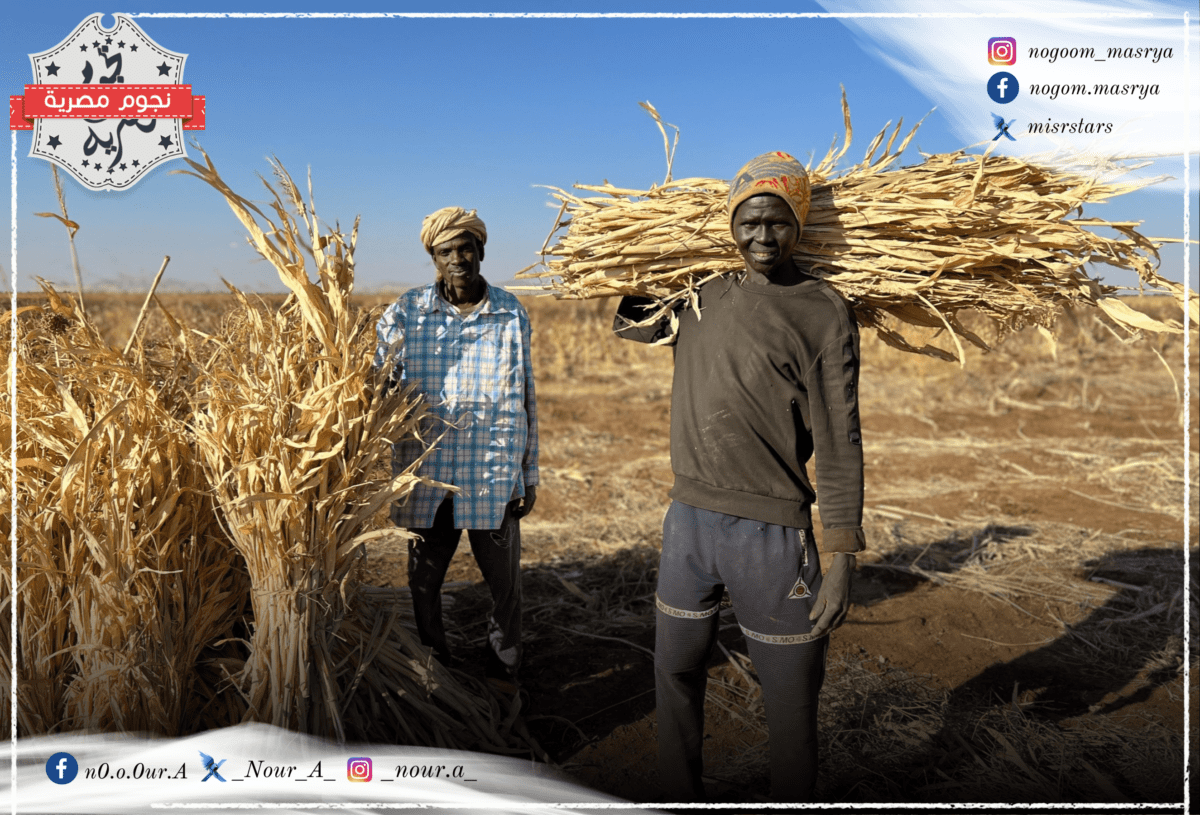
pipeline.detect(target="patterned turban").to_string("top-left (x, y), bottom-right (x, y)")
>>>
top-left (420, 207), bottom-right (488, 254)
top-left (726, 151), bottom-right (811, 237)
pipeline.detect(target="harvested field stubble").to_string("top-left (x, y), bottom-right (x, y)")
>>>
top-left (819, 648), bottom-right (1183, 803)
top-left (9, 286), bottom-right (1190, 802)
top-left (520, 96), bottom-right (1196, 362)
top-left (503, 296), bottom-right (1189, 803)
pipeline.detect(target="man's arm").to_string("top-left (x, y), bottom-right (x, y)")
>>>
top-left (613, 296), bottom-right (678, 345)
top-left (374, 299), bottom-right (406, 392)
top-left (512, 310), bottom-right (539, 519)
top-left (806, 322), bottom-right (865, 637)
top-left (807, 327), bottom-right (865, 553)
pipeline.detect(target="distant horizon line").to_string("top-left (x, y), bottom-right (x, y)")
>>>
top-left (6, 287), bottom-right (1183, 302)
top-left (8, 274), bottom-right (554, 296)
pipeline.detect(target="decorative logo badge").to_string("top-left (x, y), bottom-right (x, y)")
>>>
top-left (787, 574), bottom-right (811, 600)
top-left (9, 14), bottom-right (205, 191)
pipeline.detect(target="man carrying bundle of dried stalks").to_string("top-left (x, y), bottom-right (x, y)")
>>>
top-left (615, 152), bottom-right (862, 803)
top-left (375, 206), bottom-right (539, 694)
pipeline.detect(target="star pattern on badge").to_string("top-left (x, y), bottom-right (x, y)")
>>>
top-left (29, 15), bottom-right (191, 189)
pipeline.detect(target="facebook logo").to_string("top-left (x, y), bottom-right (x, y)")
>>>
top-left (46, 752), bottom-right (79, 784)
top-left (987, 71), bottom-right (1020, 104)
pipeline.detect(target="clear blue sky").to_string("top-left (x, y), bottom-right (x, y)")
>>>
top-left (4, 1), bottom-right (1196, 294)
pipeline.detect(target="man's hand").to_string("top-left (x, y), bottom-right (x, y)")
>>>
top-left (510, 485), bottom-right (537, 520)
top-left (809, 553), bottom-right (854, 638)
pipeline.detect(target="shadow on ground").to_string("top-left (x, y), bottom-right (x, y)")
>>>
top-left (411, 525), bottom-right (1186, 805)
top-left (826, 539), bottom-right (1185, 804)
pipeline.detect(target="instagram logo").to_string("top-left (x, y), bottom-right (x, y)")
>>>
top-left (347, 757), bottom-right (372, 782)
top-left (989, 37), bottom-right (1016, 65)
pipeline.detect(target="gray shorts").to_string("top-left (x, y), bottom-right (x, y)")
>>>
top-left (655, 500), bottom-right (825, 645)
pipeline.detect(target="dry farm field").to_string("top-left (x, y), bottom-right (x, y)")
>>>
top-left (11, 289), bottom-right (1197, 806)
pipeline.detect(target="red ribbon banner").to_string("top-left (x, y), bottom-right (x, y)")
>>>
top-left (10, 84), bottom-right (205, 130)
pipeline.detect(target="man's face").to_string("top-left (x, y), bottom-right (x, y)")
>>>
top-left (732, 194), bottom-right (800, 279)
top-left (431, 233), bottom-right (483, 287)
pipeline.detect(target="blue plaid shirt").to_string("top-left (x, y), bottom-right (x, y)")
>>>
top-left (374, 282), bottom-right (539, 530)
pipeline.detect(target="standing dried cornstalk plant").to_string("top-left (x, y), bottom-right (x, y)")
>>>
top-left (176, 149), bottom-right (529, 748)
top-left (518, 94), bottom-right (1194, 362)
top-left (33, 166), bottom-right (87, 317)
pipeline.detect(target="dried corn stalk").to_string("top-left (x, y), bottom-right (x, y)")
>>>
top-left (519, 96), bottom-right (1195, 362)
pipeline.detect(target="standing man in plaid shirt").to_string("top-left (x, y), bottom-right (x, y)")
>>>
top-left (374, 206), bottom-right (538, 691)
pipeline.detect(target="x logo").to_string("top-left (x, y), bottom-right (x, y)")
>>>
top-left (199, 751), bottom-right (226, 782)
top-left (202, 760), bottom-right (225, 782)
top-left (991, 113), bottom-right (1016, 142)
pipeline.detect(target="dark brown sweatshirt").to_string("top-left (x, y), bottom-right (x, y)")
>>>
top-left (614, 275), bottom-right (865, 553)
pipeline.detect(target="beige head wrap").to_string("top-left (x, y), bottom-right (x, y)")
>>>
top-left (420, 207), bottom-right (488, 254)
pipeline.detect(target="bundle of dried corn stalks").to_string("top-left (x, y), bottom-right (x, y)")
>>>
top-left (519, 97), bottom-right (1194, 362)
top-left (1, 288), bottom-right (246, 736)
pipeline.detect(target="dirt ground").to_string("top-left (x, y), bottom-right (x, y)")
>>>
top-left (52, 290), bottom-right (1194, 808)
top-left (345, 295), bottom-right (1197, 807)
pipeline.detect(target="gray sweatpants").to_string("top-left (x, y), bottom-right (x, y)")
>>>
top-left (654, 500), bottom-right (829, 802)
